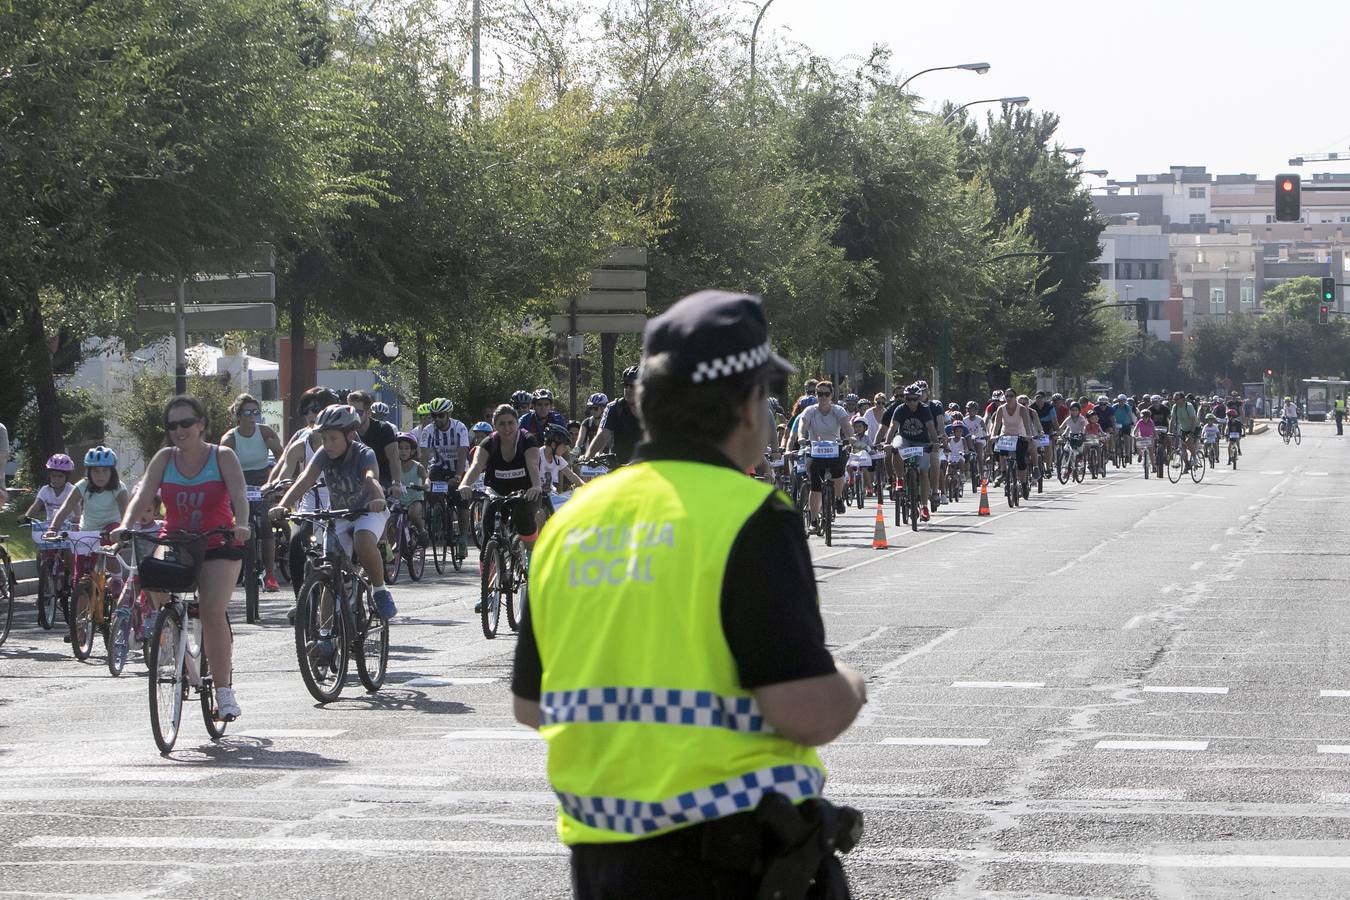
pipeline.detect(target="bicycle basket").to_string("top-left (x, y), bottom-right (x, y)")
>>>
top-left (137, 542), bottom-right (203, 593)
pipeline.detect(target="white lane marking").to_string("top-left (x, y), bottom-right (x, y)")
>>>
top-left (321, 773), bottom-right (463, 787)
top-left (826, 783), bottom-right (938, 796)
top-left (1259, 470), bottom-right (1286, 475)
top-left (1308, 472), bottom-right (1330, 476)
top-left (443, 729), bottom-right (541, 742)
top-left (1094, 740), bottom-right (1209, 751)
top-left (1061, 788), bottom-right (1185, 802)
top-left (951, 681), bottom-right (1045, 690)
top-left (1318, 745), bottom-right (1350, 755)
top-left (880, 737), bottom-right (991, 747)
top-left (816, 479), bottom-right (1121, 581)
top-left (401, 677), bottom-right (497, 687)
top-left (18, 835), bottom-right (567, 856)
top-left (87, 771), bottom-right (214, 783)
top-left (1208, 543), bottom-right (1222, 552)
top-left (1321, 690), bottom-right (1350, 698)
top-left (835, 625), bottom-right (889, 656)
top-left (851, 846), bottom-right (1350, 869)
top-left (234, 729), bottom-right (347, 739)
top-left (1319, 793), bottom-right (1350, 803)
top-left (1142, 686), bottom-right (1229, 695)
top-left (1122, 614), bottom-right (1148, 630)
top-left (1189, 561), bottom-right (1205, 571)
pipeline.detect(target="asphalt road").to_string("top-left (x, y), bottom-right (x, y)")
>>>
top-left (2, 422), bottom-right (1347, 899)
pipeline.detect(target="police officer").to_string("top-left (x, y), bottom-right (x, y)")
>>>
top-left (512, 290), bottom-right (867, 898)
top-left (1335, 395), bottom-right (1345, 436)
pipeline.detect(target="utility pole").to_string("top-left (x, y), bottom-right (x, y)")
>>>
top-left (471, 0), bottom-right (481, 114)
top-left (174, 272), bottom-right (187, 395)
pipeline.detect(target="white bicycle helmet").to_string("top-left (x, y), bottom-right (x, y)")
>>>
top-left (316, 404), bottom-right (361, 432)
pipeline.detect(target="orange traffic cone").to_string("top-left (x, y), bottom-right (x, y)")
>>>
top-left (872, 497), bottom-right (889, 549)
top-left (978, 479), bottom-right (991, 516)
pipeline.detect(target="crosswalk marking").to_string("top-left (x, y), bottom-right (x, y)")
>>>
top-left (1060, 788), bottom-right (1185, 801)
top-left (1142, 686), bottom-right (1228, 695)
top-left (1317, 745), bottom-right (1350, 755)
top-left (951, 681), bottom-right (1045, 689)
top-left (443, 729), bottom-right (541, 742)
top-left (234, 729), bottom-right (347, 739)
top-left (880, 737), bottom-right (990, 747)
top-left (18, 834), bottom-right (568, 857)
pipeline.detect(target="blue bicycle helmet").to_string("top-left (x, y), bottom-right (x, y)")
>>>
top-left (587, 392), bottom-right (609, 407)
top-left (84, 446), bottom-right (117, 468)
top-left (471, 421), bottom-right (492, 433)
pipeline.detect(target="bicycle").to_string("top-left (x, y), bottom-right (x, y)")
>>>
top-left (382, 500), bottom-right (426, 584)
top-left (1227, 433), bottom-right (1242, 470)
top-left (1137, 434), bottom-right (1155, 479)
top-left (1204, 435), bottom-right (1220, 468)
top-left (1058, 435), bottom-right (1087, 484)
top-left (1032, 435), bottom-right (1049, 495)
top-left (123, 527), bottom-right (238, 753)
top-left (894, 445), bottom-right (925, 530)
top-left (23, 518), bottom-right (72, 631)
top-left (807, 441), bottom-right (841, 547)
top-left (845, 452), bottom-right (870, 510)
top-left (61, 529), bottom-right (118, 662)
top-left (286, 508), bottom-right (389, 703)
top-left (107, 532), bottom-right (158, 677)
top-left (1115, 430), bottom-right (1133, 469)
top-left (241, 483), bottom-right (285, 624)
top-left (0, 532), bottom-right (13, 648)
top-left (1187, 437), bottom-right (1206, 484)
top-left (1279, 417), bottom-right (1302, 446)
top-left (478, 490), bottom-right (532, 639)
top-left (424, 476), bottom-right (466, 573)
top-left (1086, 436), bottom-right (1107, 479)
top-left (994, 436), bottom-right (1021, 508)
top-left (944, 452), bottom-right (965, 504)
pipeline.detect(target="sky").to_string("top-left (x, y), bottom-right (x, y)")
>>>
top-left (761, 0), bottom-right (1350, 182)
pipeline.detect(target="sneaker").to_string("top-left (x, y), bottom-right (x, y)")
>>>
top-left (215, 687), bottom-right (241, 721)
top-left (920, 506), bottom-right (930, 522)
top-left (834, 499), bottom-right (846, 515)
top-left (286, 605), bottom-right (297, 625)
top-left (474, 599), bottom-right (484, 614)
top-left (373, 589), bottom-right (397, 621)
top-left (264, 572), bottom-right (279, 592)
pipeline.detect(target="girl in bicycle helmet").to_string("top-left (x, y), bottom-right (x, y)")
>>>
top-left (396, 432), bottom-right (430, 542)
top-left (25, 454), bottom-right (75, 524)
top-left (48, 446), bottom-right (129, 535)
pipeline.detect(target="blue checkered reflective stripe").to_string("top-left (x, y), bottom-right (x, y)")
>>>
top-left (540, 687), bottom-right (773, 733)
top-left (555, 764), bottom-right (824, 836)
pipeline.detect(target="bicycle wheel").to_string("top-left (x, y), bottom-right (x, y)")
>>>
top-left (243, 534), bottom-right (260, 625)
top-left (383, 519), bottom-right (401, 585)
top-left (480, 540), bottom-right (507, 639)
top-left (273, 523), bottom-right (292, 584)
top-left (1142, 445), bottom-right (1151, 479)
top-left (0, 559), bottom-right (12, 649)
top-left (355, 582), bottom-right (388, 693)
top-left (1003, 458), bottom-right (1015, 507)
top-left (507, 549), bottom-right (527, 632)
top-left (1072, 451), bottom-right (1086, 484)
top-left (1056, 448), bottom-right (1070, 484)
top-left (450, 514), bottom-right (464, 572)
top-left (69, 579), bottom-right (96, 661)
top-left (822, 482), bottom-right (833, 547)
top-left (106, 598), bottom-right (131, 678)
top-left (37, 559), bottom-right (59, 630)
top-left (406, 528), bottom-right (426, 582)
top-left (894, 474), bottom-right (904, 527)
top-left (904, 467), bottom-right (919, 531)
top-left (294, 573), bottom-right (348, 703)
top-left (1190, 448), bottom-right (1206, 483)
top-left (148, 604), bottom-right (185, 753)
top-left (1229, 442), bottom-right (1238, 469)
top-left (1166, 446), bottom-right (1183, 484)
top-left (1294, 424), bottom-right (1302, 445)
top-left (471, 496), bottom-right (487, 551)
top-left (428, 503), bottom-right (447, 574)
top-left (200, 649), bottom-right (228, 740)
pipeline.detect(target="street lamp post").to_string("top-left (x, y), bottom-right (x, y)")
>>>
top-left (747, 0), bottom-right (778, 107)
top-left (1123, 285), bottom-right (1134, 393)
top-left (942, 96), bottom-right (1030, 125)
top-left (897, 61), bottom-right (990, 94)
top-left (382, 340), bottom-right (401, 428)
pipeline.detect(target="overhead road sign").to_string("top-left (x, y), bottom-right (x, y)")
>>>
top-left (550, 314), bottom-right (647, 334)
top-left (136, 273), bottom-right (276, 304)
top-left (603, 247), bottom-right (648, 267)
top-left (590, 270), bottom-right (647, 291)
top-left (136, 303), bottom-right (277, 333)
top-left (555, 291), bottom-right (646, 313)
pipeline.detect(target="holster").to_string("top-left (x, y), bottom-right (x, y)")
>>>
top-left (697, 793), bottom-right (863, 900)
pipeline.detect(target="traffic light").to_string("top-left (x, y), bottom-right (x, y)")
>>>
top-left (1275, 174), bottom-right (1301, 221)
top-left (1135, 298), bottom-right (1148, 332)
top-left (1265, 368), bottom-right (1274, 378)
top-left (1320, 305), bottom-right (1330, 325)
top-left (1322, 276), bottom-right (1337, 303)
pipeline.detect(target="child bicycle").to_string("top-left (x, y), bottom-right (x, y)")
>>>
top-left (20, 516), bottom-right (71, 631)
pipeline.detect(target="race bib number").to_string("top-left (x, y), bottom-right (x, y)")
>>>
top-left (1136, 437), bottom-right (1153, 448)
top-left (995, 436), bottom-right (1019, 453)
top-left (899, 446), bottom-right (926, 460)
top-left (768, 459), bottom-right (784, 470)
top-left (848, 453), bottom-right (872, 468)
top-left (810, 441), bottom-right (839, 459)
top-left (1035, 435), bottom-right (1051, 448)
top-left (245, 487), bottom-right (263, 502)
top-left (430, 481), bottom-right (449, 494)
top-left (579, 466), bottom-right (608, 479)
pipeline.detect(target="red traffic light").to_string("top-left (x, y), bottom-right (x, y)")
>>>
top-left (1265, 368), bottom-right (1274, 376)
top-left (1281, 179), bottom-right (1295, 192)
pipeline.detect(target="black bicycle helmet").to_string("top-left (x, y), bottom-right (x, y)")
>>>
top-left (543, 423), bottom-right (572, 446)
top-left (622, 365), bottom-right (640, 386)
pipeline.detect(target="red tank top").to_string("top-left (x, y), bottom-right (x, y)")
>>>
top-left (160, 446), bottom-right (235, 547)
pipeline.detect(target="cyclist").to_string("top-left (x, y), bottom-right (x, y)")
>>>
top-left (457, 404), bottom-right (543, 613)
top-left (882, 384), bottom-right (941, 521)
top-left (369, 400), bottom-right (390, 422)
top-left (1281, 396), bottom-right (1299, 432)
top-left (1201, 414), bottom-right (1221, 460)
top-left (795, 380), bottom-right (850, 529)
top-left (120, 396), bottom-right (251, 721)
top-left (269, 404), bottom-right (396, 632)
top-left (519, 388), bottom-right (568, 443)
top-left (348, 390), bottom-right (403, 502)
top-left (577, 393), bottom-right (608, 453)
top-left (585, 366), bottom-right (643, 465)
top-left (395, 432), bottom-right (429, 543)
top-left (539, 423), bottom-right (584, 513)
top-left (47, 446), bottom-right (129, 538)
top-left (415, 402), bottom-right (431, 430)
top-left (1225, 408), bottom-right (1244, 455)
top-left (419, 397), bottom-right (471, 558)
top-left (988, 392), bottom-right (1034, 495)
top-left (267, 386), bottom-right (338, 601)
top-left (915, 382), bottom-right (945, 508)
top-left (1170, 392), bottom-right (1199, 471)
top-left (1147, 394), bottom-right (1170, 471)
top-left (221, 393), bottom-right (285, 592)
top-left (510, 390), bottom-right (533, 419)
top-left (944, 418), bottom-right (973, 489)
top-left (24, 453), bottom-right (75, 525)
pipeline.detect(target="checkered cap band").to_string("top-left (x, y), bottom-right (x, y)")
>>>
top-left (690, 341), bottom-right (772, 384)
top-left (555, 764), bottom-right (825, 837)
top-left (540, 687), bottom-right (772, 734)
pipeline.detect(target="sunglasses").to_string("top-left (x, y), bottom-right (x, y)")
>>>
top-left (816, 391), bottom-right (832, 397)
top-left (167, 417), bottom-right (199, 431)
top-left (239, 409), bottom-right (259, 417)
top-left (432, 413), bottom-right (448, 419)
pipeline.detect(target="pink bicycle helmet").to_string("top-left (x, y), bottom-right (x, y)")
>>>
top-left (45, 453), bottom-right (75, 472)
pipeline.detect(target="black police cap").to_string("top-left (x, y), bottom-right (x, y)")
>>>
top-left (642, 290), bottom-right (794, 384)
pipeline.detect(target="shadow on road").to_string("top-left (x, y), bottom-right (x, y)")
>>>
top-left (333, 687), bottom-right (472, 716)
top-left (169, 736), bottom-right (347, 770)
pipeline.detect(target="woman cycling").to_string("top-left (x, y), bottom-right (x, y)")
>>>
top-left (221, 392), bottom-right (284, 592)
top-left (120, 396), bottom-right (251, 721)
top-left (457, 404), bottom-right (542, 611)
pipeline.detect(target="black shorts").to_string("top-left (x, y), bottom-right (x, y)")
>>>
top-left (205, 543), bottom-right (245, 562)
top-left (808, 455), bottom-right (846, 490)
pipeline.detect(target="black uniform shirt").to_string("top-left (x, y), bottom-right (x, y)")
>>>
top-left (512, 439), bottom-right (836, 700)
